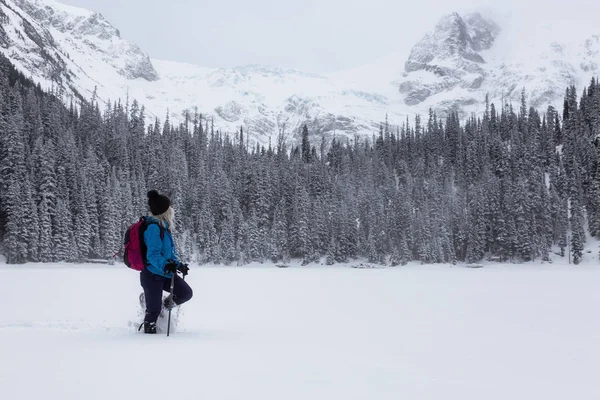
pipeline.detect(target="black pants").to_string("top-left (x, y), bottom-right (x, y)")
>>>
top-left (140, 269), bottom-right (193, 323)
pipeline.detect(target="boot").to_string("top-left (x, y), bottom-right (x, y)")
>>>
top-left (143, 321), bottom-right (157, 334)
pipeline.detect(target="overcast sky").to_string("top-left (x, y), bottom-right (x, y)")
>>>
top-left (64, 0), bottom-right (599, 73)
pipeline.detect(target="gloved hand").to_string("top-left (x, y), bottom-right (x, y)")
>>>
top-left (164, 262), bottom-right (178, 274)
top-left (177, 263), bottom-right (189, 277)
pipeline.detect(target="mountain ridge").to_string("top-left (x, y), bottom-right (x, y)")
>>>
top-left (1, 0), bottom-right (598, 144)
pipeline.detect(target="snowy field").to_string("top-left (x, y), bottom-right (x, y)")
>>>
top-left (1, 262), bottom-right (599, 400)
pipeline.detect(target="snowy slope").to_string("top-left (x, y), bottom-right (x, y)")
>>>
top-left (137, 60), bottom-right (396, 144)
top-left (1, 0), bottom-right (600, 145)
top-left (1, 262), bottom-right (599, 399)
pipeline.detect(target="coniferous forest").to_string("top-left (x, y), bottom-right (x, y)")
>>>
top-left (1, 54), bottom-right (599, 266)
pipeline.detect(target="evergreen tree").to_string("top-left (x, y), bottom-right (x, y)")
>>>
top-left (1, 52), bottom-right (599, 267)
top-left (301, 125), bottom-right (311, 163)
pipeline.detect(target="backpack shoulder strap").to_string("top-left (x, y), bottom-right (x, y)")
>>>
top-left (139, 217), bottom-right (166, 267)
top-left (142, 217), bottom-right (165, 240)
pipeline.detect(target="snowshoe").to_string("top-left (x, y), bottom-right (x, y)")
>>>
top-left (137, 292), bottom-right (181, 334)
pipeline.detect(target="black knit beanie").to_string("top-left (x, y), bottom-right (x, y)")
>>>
top-left (147, 190), bottom-right (171, 216)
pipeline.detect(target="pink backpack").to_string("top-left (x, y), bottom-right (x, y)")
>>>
top-left (123, 217), bottom-right (164, 271)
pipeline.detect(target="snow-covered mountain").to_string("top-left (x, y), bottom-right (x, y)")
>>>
top-left (398, 13), bottom-right (501, 109)
top-left (1, 0), bottom-right (599, 145)
top-left (394, 11), bottom-right (600, 114)
top-left (0, 0), bottom-right (157, 94)
top-left (0, 0), bottom-right (395, 144)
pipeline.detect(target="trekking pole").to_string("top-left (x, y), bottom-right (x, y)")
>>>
top-left (166, 272), bottom-right (176, 337)
top-left (108, 247), bottom-right (123, 266)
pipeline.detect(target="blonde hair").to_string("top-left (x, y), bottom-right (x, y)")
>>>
top-left (154, 206), bottom-right (175, 231)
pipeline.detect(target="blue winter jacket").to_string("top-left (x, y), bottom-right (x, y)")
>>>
top-left (143, 216), bottom-right (180, 278)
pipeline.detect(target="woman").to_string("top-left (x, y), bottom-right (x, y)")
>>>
top-left (141, 190), bottom-right (193, 334)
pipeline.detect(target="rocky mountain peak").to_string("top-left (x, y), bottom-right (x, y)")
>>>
top-left (399, 12), bottom-right (501, 107)
top-left (13, 0), bottom-right (118, 39)
top-left (405, 12), bottom-right (500, 75)
top-left (10, 0), bottom-right (158, 81)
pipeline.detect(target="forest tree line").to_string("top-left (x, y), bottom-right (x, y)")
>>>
top-left (1, 53), bottom-right (599, 265)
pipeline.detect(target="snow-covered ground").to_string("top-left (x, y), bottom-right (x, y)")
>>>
top-left (1, 261), bottom-right (599, 399)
